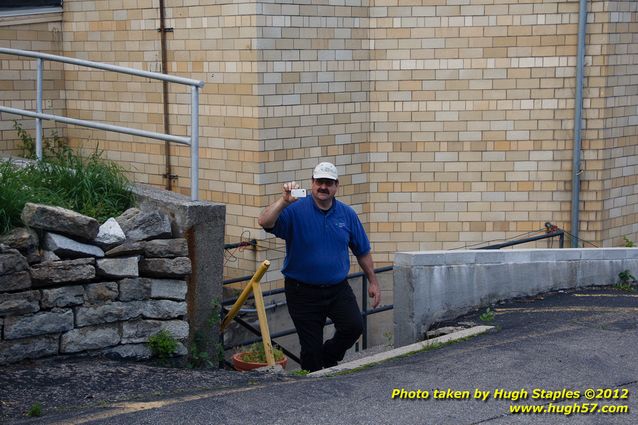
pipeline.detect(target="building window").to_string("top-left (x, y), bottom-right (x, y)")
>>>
top-left (0, 1), bottom-right (62, 9)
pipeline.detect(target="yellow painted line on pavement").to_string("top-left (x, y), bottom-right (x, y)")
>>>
top-left (49, 380), bottom-right (298, 425)
top-left (495, 306), bottom-right (638, 315)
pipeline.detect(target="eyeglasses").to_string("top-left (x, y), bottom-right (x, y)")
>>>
top-left (314, 178), bottom-right (336, 187)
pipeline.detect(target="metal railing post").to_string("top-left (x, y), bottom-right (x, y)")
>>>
top-left (191, 85), bottom-right (199, 201)
top-left (35, 57), bottom-right (43, 160)
top-left (361, 275), bottom-right (368, 350)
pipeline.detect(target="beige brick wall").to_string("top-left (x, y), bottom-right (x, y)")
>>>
top-left (254, 0), bottom-right (372, 284)
top-left (1, 1), bottom-right (637, 281)
top-left (366, 0), bottom-right (581, 260)
top-left (60, 0), bottom-right (171, 188)
top-left (584, 0), bottom-right (638, 247)
top-left (0, 11), bottom-right (65, 155)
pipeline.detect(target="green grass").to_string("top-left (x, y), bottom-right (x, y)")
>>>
top-left (332, 342), bottom-right (449, 377)
top-left (0, 142), bottom-right (134, 234)
top-left (26, 402), bottom-right (42, 417)
top-left (331, 334), bottom-right (487, 377)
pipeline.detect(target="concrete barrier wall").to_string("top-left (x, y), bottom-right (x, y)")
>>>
top-left (393, 248), bottom-right (638, 347)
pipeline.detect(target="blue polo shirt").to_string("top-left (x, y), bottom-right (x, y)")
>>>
top-left (266, 196), bottom-right (371, 285)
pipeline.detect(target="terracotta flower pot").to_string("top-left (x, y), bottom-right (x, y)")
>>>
top-left (232, 352), bottom-right (288, 372)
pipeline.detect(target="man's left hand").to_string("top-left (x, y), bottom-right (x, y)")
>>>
top-left (368, 282), bottom-right (381, 308)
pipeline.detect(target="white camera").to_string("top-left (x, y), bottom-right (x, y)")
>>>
top-left (291, 188), bottom-right (306, 198)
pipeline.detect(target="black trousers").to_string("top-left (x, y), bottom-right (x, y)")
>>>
top-left (285, 278), bottom-right (363, 372)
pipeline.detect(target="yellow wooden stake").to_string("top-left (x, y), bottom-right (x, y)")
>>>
top-left (251, 273), bottom-right (275, 366)
top-left (220, 260), bottom-right (270, 332)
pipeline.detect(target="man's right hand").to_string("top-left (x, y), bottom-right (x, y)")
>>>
top-left (258, 181), bottom-right (301, 229)
top-left (283, 181), bottom-right (301, 204)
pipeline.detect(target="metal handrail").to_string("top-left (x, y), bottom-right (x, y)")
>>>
top-left (0, 47), bottom-right (205, 200)
top-left (221, 265), bottom-right (395, 367)
top-left (476, 230), bottom-right (565, 250)
top-left (221, 228), bottom-right (566, 365)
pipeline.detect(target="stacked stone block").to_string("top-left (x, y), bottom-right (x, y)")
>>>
top-left (0, 203), bottom-right (191, 364)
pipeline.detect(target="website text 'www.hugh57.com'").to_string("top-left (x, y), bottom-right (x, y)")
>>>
top-left (509, 402), bottom-right (628, 416)
top-left (390, 387), bottom-right (631, 417)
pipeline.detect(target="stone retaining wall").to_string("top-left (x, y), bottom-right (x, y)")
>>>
top-left (0, 203), bottom-right (192, 364)
top-left (393, 248), bottom-right (638, 348)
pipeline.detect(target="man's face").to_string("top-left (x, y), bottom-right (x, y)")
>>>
top-left (311, 178), bottom-right (339, 201)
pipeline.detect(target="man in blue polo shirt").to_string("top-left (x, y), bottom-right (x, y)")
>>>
top-left (258, 161), bottom-right (381, 372)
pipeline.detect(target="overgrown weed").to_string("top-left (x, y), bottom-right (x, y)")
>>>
top-left (0, 123), bottom-right (133, 233)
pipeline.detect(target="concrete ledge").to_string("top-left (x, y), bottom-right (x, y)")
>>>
top-left (309, 326), bottom-right (494, 377)
top-left (393, 248), bottom-right (638, 348)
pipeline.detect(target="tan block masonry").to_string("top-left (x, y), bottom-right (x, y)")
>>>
top-left (0, 14), bottom-right (65, 155)
top-left (589, 0), bottom-right (638, 246)
top-left (1, 1), bottom-right (638, 280)
top-left (60, 0), bottom-right (262, 245)
top-left (252, 0), bottom-right (372, 281)
top-left (366, 1), bottom-right (579, 260)
top-left (364, 0), bottom-right (638, 261)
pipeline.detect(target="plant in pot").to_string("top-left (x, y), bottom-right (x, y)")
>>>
top-left (232, 342), bottom-right (287, 371)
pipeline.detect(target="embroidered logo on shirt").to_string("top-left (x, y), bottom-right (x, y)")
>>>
top-left (336, 222), bottom-right (346, 228)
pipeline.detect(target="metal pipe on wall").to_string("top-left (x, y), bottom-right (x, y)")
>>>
top-left (159, 0), bottom-right (173, 191)
top-left (571, 0), bottom-right (588, 247)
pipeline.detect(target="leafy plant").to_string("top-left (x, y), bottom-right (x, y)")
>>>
top-left (383, 331), bottom-right (393, 347)
top-left (208, 298), bottom-right (222, 328)
top-left (290, 369), bottom-right (310, 376)
top-left (148, 330), bottom-right (178, 360)
top-left (187, 298), bottom-right (224, 368)
top-left (479, 307), bottom-right (495, 323)
top-left (187, 331), bottom-right (215, 369)
top-left (26, 402), bottom-right (42, 417)
top-left (623, 236), bottom-right (635, 247)
top-left (14, 120), bottom-right (70, 160)
top-left (616, 270), bottom-right (636, 292)
top-left (238, 342), bottom-right (285, 363)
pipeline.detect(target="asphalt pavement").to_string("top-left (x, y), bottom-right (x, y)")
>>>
top-left (2, 285), bottom-right (638, 424)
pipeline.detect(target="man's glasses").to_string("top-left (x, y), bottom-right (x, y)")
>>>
top-left (314, 178), bottom-right (336, 187)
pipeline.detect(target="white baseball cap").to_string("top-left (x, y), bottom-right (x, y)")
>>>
top-left (313, 162), bottom-right (338, 180)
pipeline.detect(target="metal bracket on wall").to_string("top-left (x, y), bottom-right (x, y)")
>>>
top-left (157, 28), bottom-right (174, 32)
